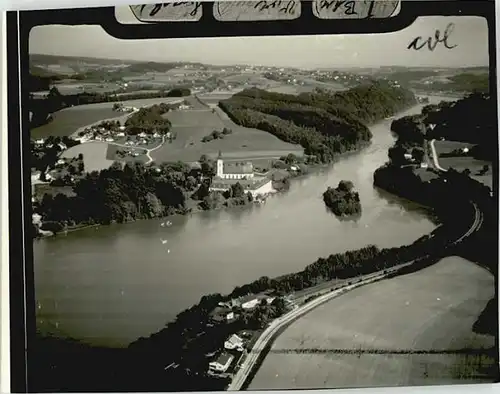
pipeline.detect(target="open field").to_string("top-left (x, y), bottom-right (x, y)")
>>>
top-left (151, 107), bottom-right (303, 163)
top-left (61, 142), bottom-right (115, 173)
top-left (31, 97), bottom-right (185, 139)
top-left (267, 85), bottom-right (315, 95)
top-left (31, 107), bottom-right (118, 139)
top-left (249, 257), bottom-right (496, 390)
top-left (433, 140), bottom-right (493, 190)
top-left (438, 156), bottom-right (493, 190)
top-left (106, 144), bottom-right (149, 165)
top-left (434, 140), bottom-right (476, 156)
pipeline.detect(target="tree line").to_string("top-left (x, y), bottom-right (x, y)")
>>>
top-left (124, 104), bottom-right (172, 135)
top-left (218, 82), bottom-right (417, 163)
top-left (29, 86), bottom-right (192, 129)
top-left (33, 158), bottom-right (256, 237)
top-left (390, 93), bottom-right (495, 160)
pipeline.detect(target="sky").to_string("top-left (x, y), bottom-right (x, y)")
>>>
top-left (29, 15), bottom-right (489, 69)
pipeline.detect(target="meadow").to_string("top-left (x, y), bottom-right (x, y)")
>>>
top-left (151, 106), bottom-right (303, 163)
top-left (31, 107), bottom-right (118, 139)
top-left (434, 140), bottom-right (476, 155)
top-left (30, 97), bottom-right (184, 139)
top-left (434, 140), bottom-right (492, 189)
top-left (61, 142), bottom-right (116, 173)
top-left (249, 257), bottom-right (495, 390)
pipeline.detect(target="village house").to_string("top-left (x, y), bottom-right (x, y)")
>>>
top-left (209, 353), bottom-right (234, 373)
top-left (224, 334), bottom-right (244, 352)
top-left (31, 170), bottom-right (41, 182)
top-left (209, 306), bottom-right (237, 324)
top-left (242, 298), bottom-right (260, 310)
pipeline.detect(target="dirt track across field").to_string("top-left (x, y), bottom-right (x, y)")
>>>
top-left (249, 256), bottom-right (496, 390)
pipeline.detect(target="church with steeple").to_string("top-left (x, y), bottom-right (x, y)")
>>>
top-left (216, 151), bottom-right (254, 180)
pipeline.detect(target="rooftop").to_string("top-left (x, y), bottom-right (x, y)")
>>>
top-left (227, 334), bottom-right (243, 345)
top-left (223, 162), bottom-right (253, 175)
top-left (215, 352), bottom-right (233, 365)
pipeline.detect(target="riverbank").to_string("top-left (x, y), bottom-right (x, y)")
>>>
top-left (248, 256), bottom-right (496, 390)
top-left (33, 143), bottom-right (370, 241)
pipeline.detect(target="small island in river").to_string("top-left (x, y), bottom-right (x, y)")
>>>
top-left (323, 180), bottom-right (362, 217)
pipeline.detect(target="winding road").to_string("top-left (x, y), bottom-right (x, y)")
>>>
top-left (430, 139), bottom-right (447, 171)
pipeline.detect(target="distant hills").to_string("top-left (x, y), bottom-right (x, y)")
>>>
top-left (30, 54), bottom-right (489, 75)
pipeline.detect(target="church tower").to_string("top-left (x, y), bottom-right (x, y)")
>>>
top-left (216, 150), bottom-right (224, 178)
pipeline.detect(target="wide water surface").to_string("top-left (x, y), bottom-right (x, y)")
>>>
top-left (34, 96), bottom-right (454, 347)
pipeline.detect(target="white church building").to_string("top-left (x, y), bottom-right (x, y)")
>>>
top-left (210, 152), bottom-right (275, 198)
top-left (216, 152), bottom-right (254, 180)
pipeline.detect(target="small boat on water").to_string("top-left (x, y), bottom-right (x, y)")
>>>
top-left (161, 239), bottom-right (168, 244)
top-left (166, 220), bottom-right (172, 227)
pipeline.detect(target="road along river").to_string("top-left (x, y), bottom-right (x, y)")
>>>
top-left (33, 96), bottom-right (454, 347)
top-left (248, 256), bottom-right (495, 389)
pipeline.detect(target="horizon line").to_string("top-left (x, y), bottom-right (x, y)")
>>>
top-left (29, 53), bottom-right (489, 71)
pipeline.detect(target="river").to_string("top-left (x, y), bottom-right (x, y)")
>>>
top-left (33, 95), bottom-right (454, 348)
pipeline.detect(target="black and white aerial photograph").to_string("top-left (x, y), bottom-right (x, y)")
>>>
top-left (25, 5), bottom-right (498, 393)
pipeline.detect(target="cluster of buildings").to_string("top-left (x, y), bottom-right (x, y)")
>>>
top-left (208, 152), bottom-right (275, 199)
top-left (207, 332), bottom-right (250, 374)
top-left (75, 120), bottom-right (168, 151)
top-left (206, 293), bottom-right (279, 375)
top-left (208, 293), bottom-right (277, 325)
top-left (33, 138), bottom-right (67, 151)
top-left (113, 104), bottom-right (137, 113)
top-left (75, 123), bottom-right (127, 144)
top-left (403, 151), bottom-right (429, 169)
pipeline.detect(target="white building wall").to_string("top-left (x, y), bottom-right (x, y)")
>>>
top-left (242, 299), bottom-right (260, 309)
top-left (250, 180), bottom-right (275, 198)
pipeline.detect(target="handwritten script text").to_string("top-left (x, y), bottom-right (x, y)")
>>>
top-left (318, 0), bottom-right (358, 16)
top-left (253, 0), bottom-right (297, 14)
top-left (138, 2), bottom-right (202, 18)
top-left (408, 23), bottom-right (457, 51)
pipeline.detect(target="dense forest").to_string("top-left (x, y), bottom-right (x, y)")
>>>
top-left (390, 93), bottom-right (496, 161)
top-left (219, 81), bottom-right (417, 163)
top-left (391, 93), bottom-right (494, 144)
top-left (323, 180), bottom-right (362, 217)
top-left (124, 104), bottom-right (172, 135)
top-left (28, 86), bottom-right (191, 129)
